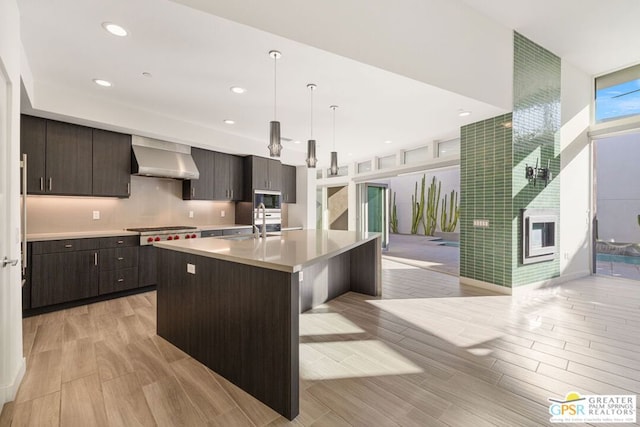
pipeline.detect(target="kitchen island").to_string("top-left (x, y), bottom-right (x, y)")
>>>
top-left (154, 229), bottom-right (381, 420)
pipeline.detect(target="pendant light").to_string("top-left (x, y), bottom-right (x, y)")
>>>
top-left (306, 83), bottom-right (318, 168)
top-left (267, 50), bottom-right (282, 158)
top-left (329, 105), bottom-right (339, 176)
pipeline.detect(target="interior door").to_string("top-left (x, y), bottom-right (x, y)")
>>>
top-left (357, 183), bottom-right (390, 250)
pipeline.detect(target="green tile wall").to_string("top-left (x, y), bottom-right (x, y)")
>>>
top-left (460, 32), bottom-right (560, 288)
top-left (460, 114), bottom-right (513, 287)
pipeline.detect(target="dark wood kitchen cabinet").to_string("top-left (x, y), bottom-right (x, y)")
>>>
top-left (281, 164), bottom-right (297, 204)
top-left (213, 152), bottom-right (243, 201)
top-left (31, 239), bottom-right (100, 308)
top-left (20, 115), bottom-right (46, 193)
top-left (45, 120), bottom-right (93, 195)
top-left (20, 115), bottom-right (132, 197)
top-left (182, 147), bottom-right (215, 200)
top-left (92, 129), bottom-right (131, 197)
top-left (243, 155), bottom-right (282, 200)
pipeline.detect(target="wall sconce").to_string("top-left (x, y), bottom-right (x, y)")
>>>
top-left (525, 159), bottom-right (552, 187)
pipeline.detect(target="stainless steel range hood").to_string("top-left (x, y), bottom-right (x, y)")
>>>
top-left (131, 136), bottom-right (199, 180)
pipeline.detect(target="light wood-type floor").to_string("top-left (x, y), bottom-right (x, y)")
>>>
top-left (2, 258), bottom-right (640, 426)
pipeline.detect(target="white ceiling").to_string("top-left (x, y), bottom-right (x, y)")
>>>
top-left (18, 0), bottom-right (640, 165)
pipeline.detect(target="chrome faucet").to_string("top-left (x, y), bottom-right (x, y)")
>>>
top-left (257, 202), bottom-right (267, 238)
top-left (253, 224), bottom-right (260, 238)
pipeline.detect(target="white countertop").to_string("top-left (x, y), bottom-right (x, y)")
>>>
top-left (155, 229), bottom-right (380, 273)
top-left (26, 224), bottom-right (257, 241)
top-left (27, 229), bottom-right (140, 241)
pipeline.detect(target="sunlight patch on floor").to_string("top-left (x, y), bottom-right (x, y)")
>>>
top-left (300, 340), bottom-right (423, 380)
top-left (299, 312), bottom-right (365, 336)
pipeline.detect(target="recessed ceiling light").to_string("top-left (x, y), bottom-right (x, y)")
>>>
top-left (223, 119), bottom-right (235, 125)
top-left (142, 72), bottom-right (152, 78)
top-left (384, 140), bottom-right (393, 144)
top-left (93, 79), bottom-right (112, 87)
top-left (458, 110), bottom-right (471, 117)
top-left (102, 22), bottom-right (128, 37)
top-left (230, 86), bottom-right (246, 94)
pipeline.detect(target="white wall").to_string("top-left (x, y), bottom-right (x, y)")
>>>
top-left (288, 166), bottom-right (316, 229)
top-left (595, 133), bottom-right (640, 243)
top-left (559, 60), bottom-right (592, 279)
top-left (0, 0), bottom-right (25, 407)
top-left (388, 168), bottom-right (460, 235)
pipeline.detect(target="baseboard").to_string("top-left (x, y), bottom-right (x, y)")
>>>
top-left (0, 357), bottom-right (25, 406)
top-left (459, 276), bottom-right (512, 295)
top-left (461, 271), bottom-right (592, 297)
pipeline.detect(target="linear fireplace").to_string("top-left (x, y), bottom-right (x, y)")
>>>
top-left (522, 209), bottom-right (558, 265)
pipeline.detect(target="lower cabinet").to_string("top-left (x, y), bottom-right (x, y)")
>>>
top-left (28, 235), bottom-right (145, 311)
top-left (99, 245), bottom-right (139, 295)
top-left (31, 249), bottom-right (99, 308)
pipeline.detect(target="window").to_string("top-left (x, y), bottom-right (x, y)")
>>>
top-left (357, 160), bottom-right (372, 173)
top-left (377, 155), bottom-right (395, 169)
top-left (595, 63), bottom-right (640, 123)
top-left (438, 139), bottom-right (460, 157)
top-left (403, 145), bottom-right (429, 164)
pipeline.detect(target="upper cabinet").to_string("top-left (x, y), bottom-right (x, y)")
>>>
top-left (20, 115), bottom-right (131, 197)
top-left (92, 129), bottom-right (131, 197)
top-left (182, 147), bottom-right (215, 200)
top-left (213, 152), bottom-right (244, 201)
top-left (281, 164), bottom-right (297, 204)
top-left (183, 149), bottom-right (244, 201)
top-left (243, 156), bottom-right (282, 199)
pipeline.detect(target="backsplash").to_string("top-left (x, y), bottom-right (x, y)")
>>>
top-left (26, 176), bottom-right (236, 233)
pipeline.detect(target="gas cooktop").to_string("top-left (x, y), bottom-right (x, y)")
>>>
top-left (126, 226), bottom-right (197, 233)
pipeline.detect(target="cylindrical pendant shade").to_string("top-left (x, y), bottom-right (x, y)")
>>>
top-left (268, 121), bottom-right (282, 157)
top-left (306, 140), bottom-right (317, 168)
top-left (330, 151), bottom-right (338, 175)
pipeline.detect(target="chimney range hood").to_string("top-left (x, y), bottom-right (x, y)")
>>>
top-left (131, 135), bottom-right (199, 180)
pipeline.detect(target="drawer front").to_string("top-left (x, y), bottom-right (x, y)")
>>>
top-left (32, 238), bottom-right (100, 254)
top-left (222, 227), bottom-right (252, 236)
top-left (99, 236), bottom-right (139, 248)
top-left (99, 268), bottom-right (139, 295)
top-left (99, 247), bottom-right (139, 271)
top-left (201, 230), bottom-right (223, 238)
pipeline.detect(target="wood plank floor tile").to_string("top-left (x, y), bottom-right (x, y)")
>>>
top-left (61, 336), bottom-right (98, 383)
top-left (60, 373), bottom-right (109, 427)
top-left (127, 338), bottom-right (174, 387)
top-left (15, 349), bottom-right (62, 403)
top-left (207, 407), bottom-right (257, 427)
top-left (30, 322), bottom-right (64, 354)
top-left (102, 372), bottom-right (157, 427)
top-left (64, 313), bottom-right (96, 342)
top-left (150, 335), bottom-right (189, 364)
top-left (142, 375), bottom-right (206, 427)
top-left (308, 411), bottom-right (351, 427)
top-left (10, 391), bottom-right (60, 427)
top-left (170, 357), bottom-right (236, 419)
top-left (0, 402), bottom-right (14, 427)
top-left (95, 334), bottom-right (135, 382)
top-left (210, 370), bottom-right (281, 427)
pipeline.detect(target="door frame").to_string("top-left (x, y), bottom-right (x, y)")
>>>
top-left (356, 182), bottom-right (390, 250)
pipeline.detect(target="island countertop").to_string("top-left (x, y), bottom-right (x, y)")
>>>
top-left (154, 229), bottom-right (380, 273)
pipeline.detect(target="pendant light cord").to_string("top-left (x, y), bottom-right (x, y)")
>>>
top-left (331, 106), bottom-right (336, 150)
top-left (310, 88), bottom-right (314, 138)
top-left (273, 56), bottom-right (277, 120)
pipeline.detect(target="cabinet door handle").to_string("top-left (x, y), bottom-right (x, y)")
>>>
top-left (127, 182), bottom-right (130, 195)
top-left (117, 278), bottom-right (124, 282)
top-left (39, 177), bottom-right (44, 191)
top-left (117, 257), bottom-right (124, 261)
top-left (117, 240), bottom-right (124, 244)
top-left (64, 244), bottom-right (73, 248)
top-left (94, 253), bottom-right (98, 266)
top-left (48, 177), bottom-right (52, 191)
top-left (230, 189), bottom-right (233, 199)
top-left (192, 187), bottom-right (195, 198)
